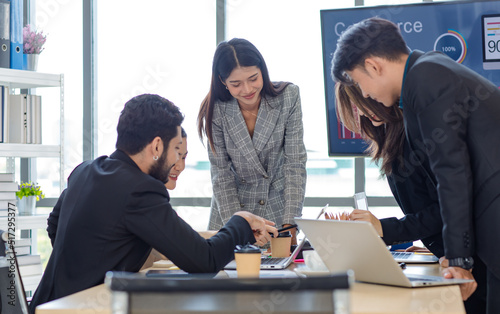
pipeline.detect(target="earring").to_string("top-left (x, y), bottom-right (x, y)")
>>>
top-left (153, 156), bottom-right (159, 161)
top-left (225, 86), bottom-right (228, 90)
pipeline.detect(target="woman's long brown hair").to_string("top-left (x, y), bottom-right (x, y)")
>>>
top-left (335, 83), bottom-right (405, 176)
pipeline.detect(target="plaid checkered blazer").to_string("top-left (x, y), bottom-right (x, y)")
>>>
top-left (208, 83), bottom-right (307, 230)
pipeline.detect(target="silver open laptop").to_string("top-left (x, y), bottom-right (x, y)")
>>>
top-left (224, 233), bottom-right (307, 270)
top-left (353, 192), bottom-right (438, 264)
top-left (295, 218), bottom-right (472, 288)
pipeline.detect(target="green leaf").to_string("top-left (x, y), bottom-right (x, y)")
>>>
top-left (16, 181), bottom-right (45, 200)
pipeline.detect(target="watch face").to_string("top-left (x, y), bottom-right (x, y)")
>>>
top-left (464, 257), bottom-right (474, 268)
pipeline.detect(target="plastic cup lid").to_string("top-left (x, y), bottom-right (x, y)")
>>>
top-left (272, 231), bottom-right (292, 238)
top-left (235, 243), bottom-right (260, 253)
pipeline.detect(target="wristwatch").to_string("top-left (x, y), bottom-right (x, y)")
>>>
top-left (448, 257), bottom-right (474, 270)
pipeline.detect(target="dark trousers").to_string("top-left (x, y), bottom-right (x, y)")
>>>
top-left (486, 268), bottom-right (500, 314)
top-left (464, 255), bottom-right (500, 314)
top-left (464, 256), bottom-right (486, 314)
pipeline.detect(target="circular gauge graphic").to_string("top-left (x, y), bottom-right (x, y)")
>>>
top-left (434, 30), bottom-right (468, 63)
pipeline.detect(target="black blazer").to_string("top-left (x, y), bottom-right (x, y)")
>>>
top-left (29, 150), bottom-right (255, 313)
top-left (381, 139), bottom-right (444, 258)
top-left (401, 50), bottom-right (500, 277)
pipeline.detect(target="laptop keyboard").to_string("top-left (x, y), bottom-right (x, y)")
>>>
top-left (391, 252), bottom-right (412, 260)
top-left (261, 257), bottom-right (287, 265)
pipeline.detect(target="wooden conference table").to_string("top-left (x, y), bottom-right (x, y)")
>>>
top-left (35, 262), bottom-right (465, 314)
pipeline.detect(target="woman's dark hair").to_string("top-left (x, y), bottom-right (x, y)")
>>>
top-left (332, 17), bottom-right (410, 84)
top-left (197, 38), bottom-right (289, 152)
top-left (116, 94), bottom-right (184, 155)
top-left (180, 127), bottom-right (187, 138)
top-left (335, 83), bottom-right (404, 175)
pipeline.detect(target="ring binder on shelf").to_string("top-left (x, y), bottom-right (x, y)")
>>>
top-left (10, 0), bottom-right (23, 70)
top-left (0, 0), bottom-right (11, 69)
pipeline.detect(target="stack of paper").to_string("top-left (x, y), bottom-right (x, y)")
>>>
top-left (0, 173), bottom-right (17, 218)
top-left (18, 253), bottom-right (43, 294)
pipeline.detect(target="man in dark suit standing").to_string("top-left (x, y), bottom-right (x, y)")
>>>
top-left (332, 17), bottom-right (500, 313)
top-left (29, 94), bottom-right (277, 313)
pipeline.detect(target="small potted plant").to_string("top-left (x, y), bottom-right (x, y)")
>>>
top-left (23, 25), bottom-right (47, 71)
top-left (16, 182), bottom-right (45, 215)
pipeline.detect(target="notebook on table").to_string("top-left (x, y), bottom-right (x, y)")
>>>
top-left (353, 192), bottom-right (438, 264)
top-left (294, 218), bottom-right (472, 288)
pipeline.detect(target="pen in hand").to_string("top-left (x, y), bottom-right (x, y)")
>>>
top-left (268, 205), bottom-right (327, 235)
top-left (277, 224), bottom-right (298, 233)
top-left (268, 224), bottom-right (298, 236)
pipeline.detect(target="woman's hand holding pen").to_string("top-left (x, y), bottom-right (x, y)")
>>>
top-left (349, 209), bottom-right (384, 237)
top-left (234, 211), bottom-right (277, 246)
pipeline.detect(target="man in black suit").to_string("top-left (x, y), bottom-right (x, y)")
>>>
top-left (332, 17), bottom-right (500, 313)
top-left (29, 94), bottom-right (277, 313)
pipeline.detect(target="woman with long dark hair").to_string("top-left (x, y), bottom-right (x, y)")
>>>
top-left (198, 38), bottom-right (307, 243)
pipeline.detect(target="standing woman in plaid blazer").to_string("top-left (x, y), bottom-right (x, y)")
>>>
top-left (198, 38), bottom-right (307, 243)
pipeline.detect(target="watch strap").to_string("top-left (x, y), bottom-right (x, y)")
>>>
top-left (448, 257), bottom-right (474, 270)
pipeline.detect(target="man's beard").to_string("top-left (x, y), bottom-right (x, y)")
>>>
top-left (149, 150), bottom-right (174, 184)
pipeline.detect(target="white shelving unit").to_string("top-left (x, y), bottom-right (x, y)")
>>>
top-left (0, 67), bottom-right (65, 190)
top-left (0, 143), bottom-right (61, 157)
top-left (0, 67), bottom-right (62, 88)
top-left (0, 68), bottom-right (64, 294)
